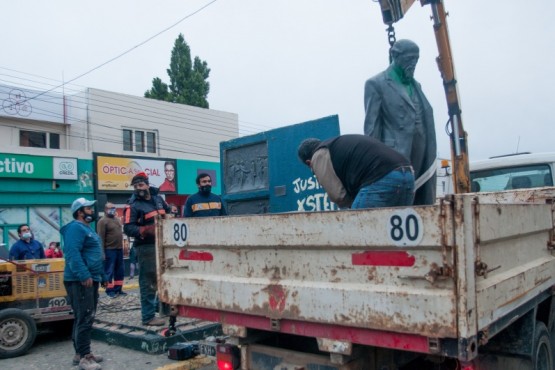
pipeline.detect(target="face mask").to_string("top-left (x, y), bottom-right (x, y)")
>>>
top-left (107, 208), bottom-right (117, 217)
top-left (22, 232), bottom-right (32, 239)
top-left (200, 185), bottom-right (212, 195)
top-left (83, 211), bottom-right (97, 223)
top-left (135, 189), bottom-right (149, 199)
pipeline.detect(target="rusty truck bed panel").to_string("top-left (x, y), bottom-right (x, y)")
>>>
top-left (157, 189), bottom-right (555, 343)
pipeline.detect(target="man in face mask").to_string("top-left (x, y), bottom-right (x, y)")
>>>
top-left (97, 202), bottom-right (125, 298)
top-left (123, 171), bottom-right (171, 326)
top-left (183, 173), bottom-right (227, 217)
top-left (61, 197), bottom-right (106, 369)
top-left (364, 39), bottom-right (437, 205)
top-left (8, 224), bottom-right (46, 260)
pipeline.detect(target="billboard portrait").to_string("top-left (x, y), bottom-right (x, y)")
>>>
top-left (95, 154), bottom-right (177, 193)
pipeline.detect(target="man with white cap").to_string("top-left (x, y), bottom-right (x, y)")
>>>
top-left (61, 197), bottom-right (105, 370)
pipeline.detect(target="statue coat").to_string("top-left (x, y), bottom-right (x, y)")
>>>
top-left (364, 65), bottom-right (437, 205)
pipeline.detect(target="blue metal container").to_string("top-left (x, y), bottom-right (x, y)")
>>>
top-left (220, 115), bottom-right (340, 214)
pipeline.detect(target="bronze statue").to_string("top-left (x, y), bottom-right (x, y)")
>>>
top-left (364, 39), bottom-right (437, 205)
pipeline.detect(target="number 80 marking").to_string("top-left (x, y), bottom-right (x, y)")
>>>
top-left (172, 221), bottom-right (188, 247)
top-left (387, 209), bottom-right (423, 247)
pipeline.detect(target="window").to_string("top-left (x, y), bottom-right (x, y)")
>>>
top-left (122, 129), bottom-right (156, 154)
top-left (135, 131), bottom-right (144, 152)
top-left (123, 129), bottom-right (133, 151)
top-left (20, 130), bottom-right (60, 149)
top-left (146, 132), bottom-right (156, 153)
top-left (49, 133), bottom-right (60, 149)
top-left (471, 164), bottom-right (553, 192)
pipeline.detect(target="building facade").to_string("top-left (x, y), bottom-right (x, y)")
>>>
top-left (0, 84), bottom-right (238, 257)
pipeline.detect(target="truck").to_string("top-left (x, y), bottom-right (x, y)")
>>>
top-left (156, 186), bottom-right (555, 370)
top-left (155, 1), bottom-right (555, 369)
top-left (0, 257), bottom-right (73, 358)
top-left (470, 152), bottom-right (555, 193)
top-left (437, 152), bottom-right (555, 196)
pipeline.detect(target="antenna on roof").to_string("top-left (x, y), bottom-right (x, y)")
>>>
top-left (516, 136), bottom-right (520, 153)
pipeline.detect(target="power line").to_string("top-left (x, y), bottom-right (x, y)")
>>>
top-left (0, 70), bottom-right (278, 135)
top-left (8, 100), bottom-right (222, 156)
top-left (9, 0), bottom-right (219, 107)
top-left (0, 121), bottom-right (220, 159)
top-left (0, 77), bottom-right (241, 139)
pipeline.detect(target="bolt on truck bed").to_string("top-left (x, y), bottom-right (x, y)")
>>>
top-left (156, 188), bottom-right (555, 366)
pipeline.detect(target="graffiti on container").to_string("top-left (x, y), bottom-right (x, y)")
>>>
top-left (292, 175), bottom-right (337, 212)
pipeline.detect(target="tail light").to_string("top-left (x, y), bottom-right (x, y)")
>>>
top-left (216, 343), bottom-right (240, 370)
top-left (460, 361), bottom-right (476, 370)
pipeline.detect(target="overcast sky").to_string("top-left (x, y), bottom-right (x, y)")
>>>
top-left (2, 0), bottom-right (554, 161)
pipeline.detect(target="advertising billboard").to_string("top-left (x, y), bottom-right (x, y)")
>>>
top-left (95, 154), bottom-right (177, 193)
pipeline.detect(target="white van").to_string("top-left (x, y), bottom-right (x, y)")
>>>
top-left (470, 152), bottom-right (555, 192)
top-left (436, 153), bottom-right (555, 196)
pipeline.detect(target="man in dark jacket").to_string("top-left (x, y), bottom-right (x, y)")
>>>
top-left (298, 135), bottom-right (415, 209)
top-left (364, 39), bottom-right (437, 205)
top-left (61, 197), bottom-right (105, 370)
top-left (123, 172), bottom-right (171, 326)
top-left (184, 173), bottom-right (227, 217)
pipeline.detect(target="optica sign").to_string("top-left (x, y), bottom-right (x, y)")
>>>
top-left (95, 155), bottom-right (176, 192)
top-left (0, 153), bottom-right (77, 180)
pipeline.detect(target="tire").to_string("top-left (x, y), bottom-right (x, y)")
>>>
top-left (0, 308), bottom-right (37, 359)
top-left (533, 321), bottom-right (553, 370)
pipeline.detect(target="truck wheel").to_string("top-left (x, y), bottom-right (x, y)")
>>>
top-left (534, 321), bottom-right (553, 370)
top-left (0, 308), bottom-right (37, 359)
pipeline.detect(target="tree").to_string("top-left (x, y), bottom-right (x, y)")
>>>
top-left (144, 34), bottom-right (210, 108)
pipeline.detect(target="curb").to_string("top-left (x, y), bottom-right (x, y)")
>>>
top-left (155, 356), bottom-right (213, 370)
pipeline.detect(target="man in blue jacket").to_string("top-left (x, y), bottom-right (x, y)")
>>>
top-left (8, 224), bottom-right (45, 260)
top-left (61, 197), bottom-right (105, 370)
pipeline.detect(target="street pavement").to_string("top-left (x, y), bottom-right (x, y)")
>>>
top-left (1, 279), bottom-right (218, 370)
top-left (1, 325), bottom-right (217, 370)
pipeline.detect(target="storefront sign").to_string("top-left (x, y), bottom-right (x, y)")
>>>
top-left (0, 84), bottom-right (66, 124)
top-left (0, 153), bottom-right (53, 179)
top-left (96, 155), bottom-right (177, 193)
top-left (53, 157), bottom-right (78, 180)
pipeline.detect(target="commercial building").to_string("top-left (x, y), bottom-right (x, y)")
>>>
top-left (0, 84), bottom-right (238, 257)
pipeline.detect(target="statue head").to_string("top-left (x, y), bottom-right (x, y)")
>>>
top-left (390, 39), bottom-right (420, 82)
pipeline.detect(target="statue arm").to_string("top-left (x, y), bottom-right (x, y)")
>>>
top-left (363, 79), bottom-right (383, 138)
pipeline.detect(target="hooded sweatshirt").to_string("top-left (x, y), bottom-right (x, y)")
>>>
top-left (61, 220), bottom-right (105, 282)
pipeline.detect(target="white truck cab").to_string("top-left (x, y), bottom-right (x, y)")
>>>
top-left (438, 153), bottom-right (555, 196)
top-left (470, 152), bottom-right (555, 193)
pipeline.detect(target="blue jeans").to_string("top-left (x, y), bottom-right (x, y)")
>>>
top-left (129, 246), bottom-right (138, 278)
top-left (352, 167), bottom-right (415, 209)
top-left (64, 281), bottom-right (99, 357)
top-left (136, 244), bottom-right (158, 323)
top-left (104, 249), bottom-right (124, 295)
